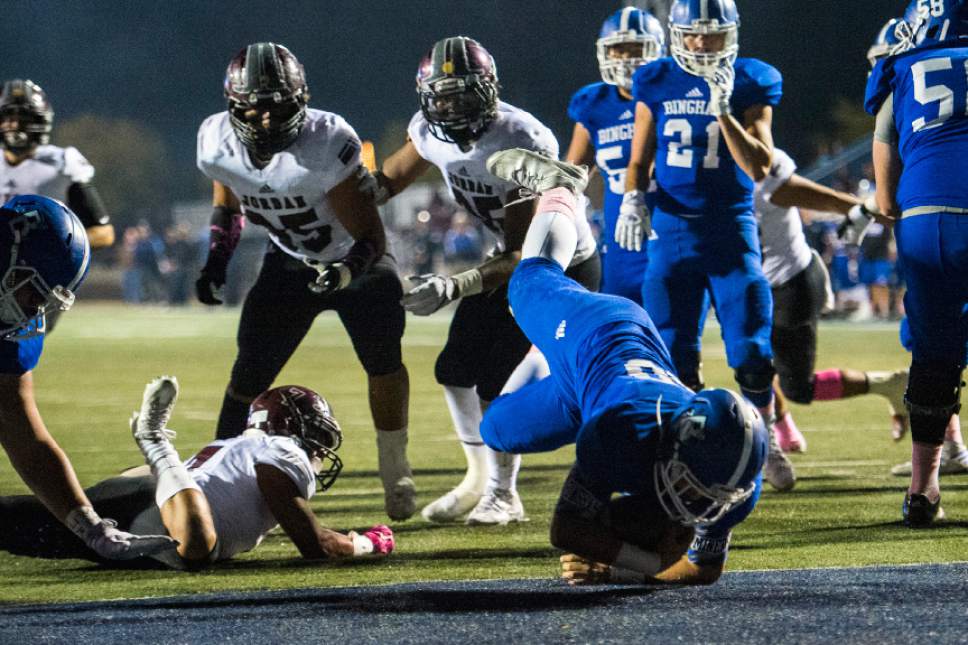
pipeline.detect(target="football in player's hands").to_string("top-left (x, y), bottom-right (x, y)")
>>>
top-left (607, 495), bottom-right (694, 567)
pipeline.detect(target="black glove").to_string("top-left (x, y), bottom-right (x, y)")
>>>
top-left (195, 261), bottom-right (227, 305)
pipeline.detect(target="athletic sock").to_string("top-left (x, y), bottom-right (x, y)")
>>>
top-left (909, 441), bottom-right (942, 501)
top-left (376, 427), bottom-right (412, 487)
top-left (945, 414), bottom-right (964, 444)
top-left (485, 449), bottom-right (521, 494)
top-left (144, 440), bottom-right (201, 508)
top-left (813, 369), bottom-right (845, 400)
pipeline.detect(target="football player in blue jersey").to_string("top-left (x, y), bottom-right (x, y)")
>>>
top-left (481, 148), bottom-right (767, 585)
top-left (565, 7), bottom-right (665, 303)
top-left (865, 0), bottom-right (968, 526)
top-left (619, 0), bottom-right (786, 486)
top-left (0, 195), bottom-right (175, 560)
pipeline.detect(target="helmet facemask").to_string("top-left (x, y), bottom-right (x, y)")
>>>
top-left (419, 76), bottom-right (497, 147)
top-left (224, 43), bottom-right (309, 161)
top-left (597, 33), bottom-right (664, 91)
top-left (654, 453), bottom-right (756, 526)
top-left (0, 265), bottom-right (74, 340)
top-left (0, 79), bottom-right (54, 155)
top-left (670, 21), bottom-right (739, 77)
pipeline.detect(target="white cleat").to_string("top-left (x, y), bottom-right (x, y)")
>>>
top-left (421, 487), bottom-right (483, 523)
top-left (867, 370), bottom-right (909, 441)
top-left (384, 476), bottom-right (417, 522)
top-left (763, 428), bottom-right (796, 492)
top-left (465, 488), bottom-right (528, 526)
top-left (486, 148), bottom-right (589, 196)
top-left (131, 376), bottom-right (179, 460)
top-left (891, 441), bottom-right (968, 476)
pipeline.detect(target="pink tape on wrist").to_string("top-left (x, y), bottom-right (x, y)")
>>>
top-left (813, 369), bottom-right (845, 401)
top-left (536, 187), bottom-right (578, 221)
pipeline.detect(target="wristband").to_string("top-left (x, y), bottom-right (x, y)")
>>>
top-left (613, 542), bottom-right (661, 577)
top-left (65, 506), bottom-right (101, 541)
top-left (348, 531), bottom-right (374, 556)
top-left (451, 268), bottom-right (483, 298)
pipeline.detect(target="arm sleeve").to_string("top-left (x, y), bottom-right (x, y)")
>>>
top-left (757, 148), bottom-right (797, 200)
top-left (254, 437), bottom-right (316, 500)
top-left (66, 183), bottom-right (110, 227)
top-left (688, 473), bottom-right (762, 565)
top-left (874, 93), bottom-right (897, 145)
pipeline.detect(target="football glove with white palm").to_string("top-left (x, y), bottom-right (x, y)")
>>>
top-left (704, 61), bottom-right (735, 117)
top-left (615, 190), bottom-right (651, 252)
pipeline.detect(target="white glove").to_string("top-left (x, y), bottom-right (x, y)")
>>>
top-left (704, 61), bottom-right (735, 117)
top-left (401, 273), bottom-right (458, 316)
top-left (839, 196), bottom-right (879, 245)
top-left (67, 506), bottom-right (178, 561)
top-left (615, 190), bottom-right (651, 252)
top-left (356, 167), bottom-right (390, 206)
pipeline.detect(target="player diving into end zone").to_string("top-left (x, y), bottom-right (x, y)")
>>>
top-left (480, 149), bottom-right (767, 585)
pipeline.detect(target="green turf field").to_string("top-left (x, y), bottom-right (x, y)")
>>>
top-left (0, 303), bottom-right (964, 604)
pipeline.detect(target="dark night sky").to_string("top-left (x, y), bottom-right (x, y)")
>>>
top-left (2, 0), bottom-right (899, 201)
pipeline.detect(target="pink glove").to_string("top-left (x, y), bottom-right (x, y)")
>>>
top-left (349, 524), bottom-right (395, 556)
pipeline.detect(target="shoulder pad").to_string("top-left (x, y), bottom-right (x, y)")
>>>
top-left (864, 59), bottom-right (895, 115)
top-left (631, 58), bottom-right (673, 102)
top-left (62, 146), bottom-right (94, 184)
top-left (568, 83), bottom-right (608, 124)
top-left (406, 110), bottom-right (430, 157)
top-left (735, 58), bottom-right (783, 108)
top-left (196, 112), bottom-right (232, 174)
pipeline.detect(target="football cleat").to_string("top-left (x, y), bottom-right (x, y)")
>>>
top-left (465, 488), bottom-right (528, 526)
top-left (867, 370), bottom-right (909, 441)
top-left (902, 492), bottom-right (945, 528)
top-left (421, 487), bottom-right (483, 523)
top-left (890, 441), bottom-right (968, 476)
top-left (131, 376), bottom-right (178, 465)
top-left (763, 426), bottom-right (796, 492)
top-left (486, 148), bottom-right (589, 196)
top-left (773, 412), bottom-right (807, 453)
top-left (384, 476), bottom-right (417, 522)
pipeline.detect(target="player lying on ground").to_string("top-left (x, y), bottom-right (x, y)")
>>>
top-left (480, 149), bottom-right (767, 585)
top-left (0, 377), bottom-right (394, 569)
top-left (0, 195), bottom-right (174, 561)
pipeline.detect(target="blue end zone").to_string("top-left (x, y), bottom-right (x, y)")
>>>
top-left (3, 563), bottom-right (966, 643)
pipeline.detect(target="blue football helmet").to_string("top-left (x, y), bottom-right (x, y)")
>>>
top-left (597, 7), bottom-right (666, 91)
top-left (910, 0), bottom-right (968, 46)
top-left (655, 388), bottom-right (767, 526)
top-left (669, 0), bottom-right (740, 77)
top-left (867, 18), bottom-right (915, 68)
top-left (0, 195), bottom-right (90, 339)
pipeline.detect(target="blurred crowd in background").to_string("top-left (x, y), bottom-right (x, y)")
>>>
top-left (106, 140), bottom-right (901, 322)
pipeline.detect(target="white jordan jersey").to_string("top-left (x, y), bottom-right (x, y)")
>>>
top-left (0, 145), bottom-right (94, 204)
top-left (754, 149), bottom-right (813, 287)
top-left (183, 433), bottom-right (316, 562)
top-left (408, 101), bottom-right (597, 265)
top-left (197, 109), bottom-right (362, 263)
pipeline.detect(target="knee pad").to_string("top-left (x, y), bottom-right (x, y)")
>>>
top-left (735, 364), bottom-right (776, 409)
top-left (778, 372), bottom-right (814, 405)
top-left (906, 361), bottom-right (963, 445)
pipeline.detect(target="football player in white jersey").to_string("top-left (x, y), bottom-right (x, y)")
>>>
top-left (0, 378), bottom-right (395, 569)
top-left (752, 148), bottom-right (940, 489)
top-left (195, 43), bottom-right (415, 521)
top-left (360, 36), bottom-right (601, 525)
top-left (0, 80), bottom-right (114, 249)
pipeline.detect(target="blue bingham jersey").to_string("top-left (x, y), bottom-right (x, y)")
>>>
top-left (572, 372), bottom-right (760, 568)
top-left (0, 331), bottom-right (43, 375)
top-left (568, 82), bottom-right (637, 219)
top-left (632, 57), bottom-right (782, 217)
top-left (865, 43), bottom-right (968, 212)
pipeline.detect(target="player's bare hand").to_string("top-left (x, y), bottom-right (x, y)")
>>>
top-left (560, 553), bottom-right (610, 586)
top-left (356, 167), bottom-right (390, 206)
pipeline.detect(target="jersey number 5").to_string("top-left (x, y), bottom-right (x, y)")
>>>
top-left (664, 119), bottom-right (721, 170)
top-left (595, 145), bottom-right (628, 194)
top-left (910, 56), bottom-right (968, 133)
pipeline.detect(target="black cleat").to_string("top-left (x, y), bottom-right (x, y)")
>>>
top-left (902, 493), bottom-right (945, 527)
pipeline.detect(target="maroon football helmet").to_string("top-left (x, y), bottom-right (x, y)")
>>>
top-left (0, 79), bottom-right (54, 153)
top-left (224, 42), bottom-right (309, 159)
top-left (416, 36), bottom-right (499, 146)
top-left (247, 385), bottom-right (343, 492)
